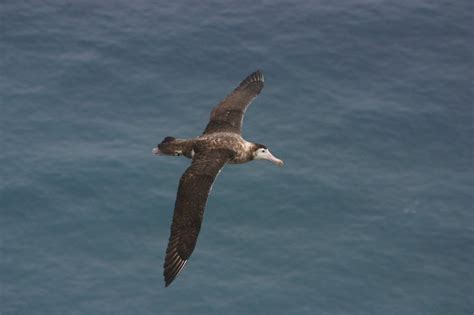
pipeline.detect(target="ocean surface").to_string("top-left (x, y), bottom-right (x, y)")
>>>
top-left (1, 1), bottom-right (473, 314)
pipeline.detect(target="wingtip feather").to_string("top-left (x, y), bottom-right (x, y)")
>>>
top-left (240, 70), bottom-right (264, 87)
top-left (164, 259), bottom-right (187, 287)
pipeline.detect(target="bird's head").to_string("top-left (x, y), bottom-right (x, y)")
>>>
top-left (252, 144), bottom-right (284, 166)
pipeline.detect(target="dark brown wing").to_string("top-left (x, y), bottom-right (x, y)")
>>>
top-left (203, 70), bottom-right (264, 135)
top-left (163, 149), bottom-right (231, 287)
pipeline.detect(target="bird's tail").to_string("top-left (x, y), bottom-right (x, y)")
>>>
top-left (156, 137), bottom-right (193, 158)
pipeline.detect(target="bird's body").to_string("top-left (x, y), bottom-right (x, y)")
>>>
top-left (153, 70), bottom-right (283, 286)
top-left (157, 132), bottom-right (256, 164)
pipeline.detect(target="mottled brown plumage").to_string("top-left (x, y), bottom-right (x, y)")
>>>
top-left (153, 70), bottom-right (283, 287)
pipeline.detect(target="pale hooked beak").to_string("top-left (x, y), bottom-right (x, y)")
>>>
top-left (266, 151), bottom-right (284, 167)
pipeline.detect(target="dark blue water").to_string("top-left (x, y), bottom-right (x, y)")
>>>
top-left (1, 1), bottom-right (473, 314)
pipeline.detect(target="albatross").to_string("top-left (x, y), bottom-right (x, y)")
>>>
top-left (152, 70), bottom-right (283, 287)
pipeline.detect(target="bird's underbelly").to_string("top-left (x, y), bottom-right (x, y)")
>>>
top-left (197, 133), bottom-right (250, 163)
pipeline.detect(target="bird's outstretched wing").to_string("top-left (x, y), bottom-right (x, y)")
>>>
top-left (164, 149), bottom-right (232, 287)
top-left (203, 70), bottom-right (264, 135)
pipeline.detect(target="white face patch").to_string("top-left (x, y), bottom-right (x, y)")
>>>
top-left (254, 148), bottom-right (269, 160)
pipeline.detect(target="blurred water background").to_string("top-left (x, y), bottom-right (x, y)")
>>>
top-left (1, 0), bottom-right (473, 314)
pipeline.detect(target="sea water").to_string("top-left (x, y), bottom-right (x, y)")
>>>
top-left (1, 1), bottom-right (473, 314)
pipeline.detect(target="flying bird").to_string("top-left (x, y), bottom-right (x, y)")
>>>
top-left (152, 70), bottom-right (283, 287)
